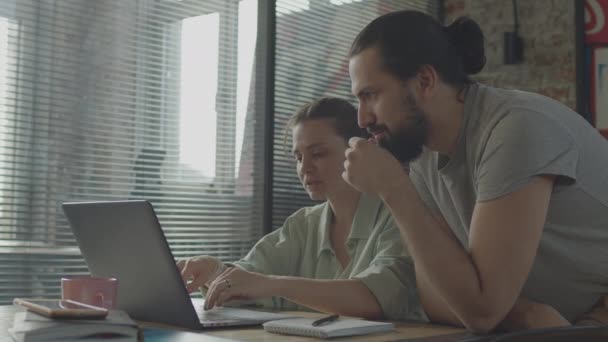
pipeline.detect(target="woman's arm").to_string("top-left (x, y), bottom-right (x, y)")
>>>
top-left (206, 211), bottom-right (417, 321)
top-left (178, 213), bottom-right (303, 308)
top-left (270, 276), bottom-right (383, 319)
top-left (204, 267), bottom-right (383, 319)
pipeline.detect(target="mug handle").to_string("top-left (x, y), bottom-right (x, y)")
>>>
top-left (94, 292), bottom-right (105, 308)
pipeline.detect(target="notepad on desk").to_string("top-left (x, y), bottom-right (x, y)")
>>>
top-left (263, 317), bottom-right (394, 339)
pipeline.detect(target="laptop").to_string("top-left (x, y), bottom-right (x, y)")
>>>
top-left (62, 200), bottom-right (292, 329)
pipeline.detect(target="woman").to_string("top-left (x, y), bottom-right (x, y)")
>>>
top-left (177, 97), bottom-right (426, 321)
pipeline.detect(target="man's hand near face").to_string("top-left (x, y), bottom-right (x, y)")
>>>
top-left (342, 137), bottom-right (408, 197)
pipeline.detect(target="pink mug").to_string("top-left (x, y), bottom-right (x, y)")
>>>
top-left (61, 276), bottom-right (118, 309)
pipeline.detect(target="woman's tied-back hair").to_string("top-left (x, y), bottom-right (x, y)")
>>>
top-left (349, 10), bottom-right (486, 89)
top-left (286, 97), bottom-right (369, 145)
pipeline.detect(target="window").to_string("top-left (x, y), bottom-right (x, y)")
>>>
top-left (0, 18), bottom-right (7, 108)
top-left (171, 0), bottom-right (258, 181)
top-left (236, 0), bottom-right (258, 176)
top-left (0, 16), bottom-right (20, 243)
top-left (0, 17), bottom-right (8, 224)
top-left (330, 0), bottom-right (363, 5)
top-left (277, 0), bottom-right (310, 16)
top-left (178, 13), bottom-right (219, 179)
top-left (0, 0), bottom-right (268, 304)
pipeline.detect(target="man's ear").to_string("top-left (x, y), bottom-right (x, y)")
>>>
top-left (414, 64), bottom-right (438, 101)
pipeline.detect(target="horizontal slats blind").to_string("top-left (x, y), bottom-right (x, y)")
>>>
top-left (0, 0), bottom-right (267, 303)
top-left (272, 0), bottom-right (441, 229)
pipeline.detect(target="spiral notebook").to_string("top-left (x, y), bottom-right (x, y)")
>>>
top-left (263, 317), bottom-right (394, 339)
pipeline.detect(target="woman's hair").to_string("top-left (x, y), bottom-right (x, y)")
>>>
top-left (285, 97), bottom-right (368, 145)
top-left (349, 10), bottom-right (485, 88)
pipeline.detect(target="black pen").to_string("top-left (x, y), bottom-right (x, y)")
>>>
top-left (312, 314), bottom-right (339, 327)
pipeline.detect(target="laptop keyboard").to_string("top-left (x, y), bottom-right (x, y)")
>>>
top-left (198, 310), bottom-right (237, 322)
top-left (195, 305), bottom-right (244, 327)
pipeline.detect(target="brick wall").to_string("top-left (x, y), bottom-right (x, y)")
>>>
top-left (444, 0), bottom-right (577, 110)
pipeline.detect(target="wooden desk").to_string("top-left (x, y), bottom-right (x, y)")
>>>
top-left (0, 305), bottom-right (466, 341)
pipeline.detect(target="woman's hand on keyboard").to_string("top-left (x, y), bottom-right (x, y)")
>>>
top-left (177, 256), bottom-right (225, 293)
top-left (204, 267), bottom-right (272, 310)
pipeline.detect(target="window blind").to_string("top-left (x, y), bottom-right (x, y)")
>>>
top-left (272, 0), bottom-right (441, 230)
top-left (0, 0), bottom-right (268, 304)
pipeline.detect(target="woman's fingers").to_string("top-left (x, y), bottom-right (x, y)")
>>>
top-left (204, 281), bottom-right (219, 310)
top-left (179, 259), bottom-right (193, 283)
top-left (176, 259), bottom-right (185, 271)
top-left (216, 286), bottom-right (234, 307)
top-left (177, 256), bottom-right (220, 290)
top-left (205, 278), bottom-right (231, 310)
top-left (186, 276), bottom-right (205, 293)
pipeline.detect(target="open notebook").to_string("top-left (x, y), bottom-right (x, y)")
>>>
top-left (263, 317), bottom-right (394, 339)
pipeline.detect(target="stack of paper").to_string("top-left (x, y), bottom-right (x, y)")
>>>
top-left (9, 310), bottom-right (139, 342)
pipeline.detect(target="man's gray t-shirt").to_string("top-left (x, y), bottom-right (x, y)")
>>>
top-left (409, 83), bottom-right (608, 320)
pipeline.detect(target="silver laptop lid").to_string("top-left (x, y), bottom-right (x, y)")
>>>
top-left (62, 200), bottom-right (201, 329)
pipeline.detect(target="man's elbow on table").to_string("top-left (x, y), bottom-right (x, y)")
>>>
top-left (459, 306), bottom-right (506, 334)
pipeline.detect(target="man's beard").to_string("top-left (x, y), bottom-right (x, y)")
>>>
top-left (375, 92), bottom-right (429, 163)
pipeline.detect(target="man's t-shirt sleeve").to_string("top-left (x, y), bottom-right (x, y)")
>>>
top-left (476, 110), bottom-right (579, 201)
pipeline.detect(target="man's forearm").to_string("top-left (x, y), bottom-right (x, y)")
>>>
top-left (419, 268), bottom-right (571, 332)
top-left (417, 269), bottom-right (462, 326)
top-left (380, 177), bottom-right (502, 331)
